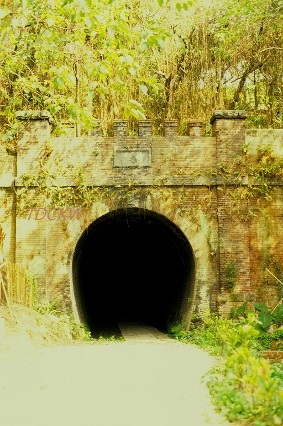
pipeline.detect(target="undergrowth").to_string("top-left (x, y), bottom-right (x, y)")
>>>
top-left (0, 302), bottom-right (93, 349)
top-left (169, 313), bottom-right (283, 425)
top-left (168, 315), bottom-right (225, 355)
top-left (206, 314), bottom-right (283, 425)
top-left (0, 301), bottom-right (126, 352)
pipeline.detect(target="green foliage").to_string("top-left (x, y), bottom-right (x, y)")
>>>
top-left (0, 0), bottom-right (172, 134)
top-left (35, 301), bottom-right (93, 341)
top-left (167, 323), bottom-right (189, 341)
top-left (248, 147), bottom-right (283, 196)
top-left (230, 301), bottom-right (250, 319)
top-left (272, 305), bottom-right (283, 327)
top-left (170, 313), bottom-right (283, 424)
top-left (213, 313), bottom-right (260, 354)
top-left (271, 330), bottom-right (283, 351)
top-left (1, 0), bottom-right (283, 136)
top-left (256, 332), bottom-right (273, 350)
top-left (229, 301), bottom-right (283, 350)
top-left (206, 314), bottom-right (283, 425)
top-left (225, 261), bottom-right (236, 290)
top-left (97, 335), bottom-right (125, 342)
top-left (272, 363), bottom-right (283, 388)
top-left (255, 301), bottom-right (283, 331)
top-left (168, 314), bottom-right (226, 355)
top-left (254, 302), bottom-right (273, 332)
top-left (35, 300), bottom-right (60, 315)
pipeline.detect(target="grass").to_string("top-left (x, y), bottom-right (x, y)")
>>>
top-left (167, 316), bottom-right (225, 355)
top-left (0, 303), bottom-right (93, 355)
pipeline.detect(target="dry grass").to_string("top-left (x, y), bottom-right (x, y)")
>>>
top-left (0, 303), bottom-right (92, 360)
top-left (0, 263), bottom-right (36, 308)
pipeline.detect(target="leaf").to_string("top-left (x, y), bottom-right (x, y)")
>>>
top-left (254, 302), bottom-right (269, 313)
top-left (176, 3), bottom-right (182, 12)
top-left (68, 105), bottom-right (79, 119)
top-left (130, 108), bottom-right (146, 119)
top-left (99, 65), bottom-right (108, 74)
top-left (139, 84), bottom-right (148, 95)
top-left (273, 304), bottom-right (283, 315)
top-left (157, 38), bottom-right (165, 49)
top-left (124, 54), bottom-right (133, 64)
top-left (66, 73), bottom-right (76, 85)
top-left (140, 41), bottom-right (149, 51)
top-left (234, 301), bottom-right (248, 317)
top-left (258, 311), bottom-right (272, 331)
top-left (42, 29), bottom-right (52, 38)
top-left (84, 17), bottom-right (92, 28)
top-left (95, 14), bottom-right (105, 24)
top-left (272, 303), bottom-right (283, 322)
top-left (125, 98), bottom-right (146, 119)
top-left (46, 17), bottom-right (54, 27)
top-left (151, 83), bottom-right (161, 94)
top-left (128, 67), bottom-right (136, 76)
top-left (129, 98), bottom-right (144, 110)
top-left (53, 76), bottom-right (65, 88)
top-left (0, 9), bottom-right (10, 19)
top-left (157, 0), bottom-right (163, 5)
top-left (107, 26), bottom-right (115, 38)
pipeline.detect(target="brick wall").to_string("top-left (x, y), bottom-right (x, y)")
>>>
top-left (0, 109), bottom-right (282, 324)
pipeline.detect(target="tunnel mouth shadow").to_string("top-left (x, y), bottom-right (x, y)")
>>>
top-left (72, 208), bottom-right (195, 338)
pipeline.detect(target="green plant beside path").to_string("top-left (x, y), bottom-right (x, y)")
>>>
top-left (231, 300), bottom-right (283, 351)
top-left (169, 314), bottom-right (283, 425)
top-left (206, 314), bottom-right (283, 425)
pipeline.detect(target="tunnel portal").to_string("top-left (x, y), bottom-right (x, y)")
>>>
top-left (72, 208), bottom-right (195, 338)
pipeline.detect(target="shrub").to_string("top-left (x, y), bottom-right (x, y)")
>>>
top-left (169, 313), bottom-right (283, 424)
top-left (206, 313), bottom-right (283, 425)
top-left (256, 332), bottom-right (273, 350)
top-left (168, 314), bottom-right (225, 355)
top-left (272, 363), bottom-right (283, 388)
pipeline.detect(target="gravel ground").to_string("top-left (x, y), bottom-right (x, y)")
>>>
top-left (0, 337), bottom-right (233, 426)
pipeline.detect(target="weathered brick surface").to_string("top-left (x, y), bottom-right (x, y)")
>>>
top-left (0, 147), bottom-right (14, 187)
top-left (248, 188), bottom-right (283, 309)
top-left (0, 190), bottom-right (14, 262)
top-left (0, 110), bottom-right (282, 325)
top-left (262, 351), bottom-right (283, 363)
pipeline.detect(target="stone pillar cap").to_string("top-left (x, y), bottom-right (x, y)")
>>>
top-left (210, 110), bottom-right (247, 124)
top-left (164, 119), bottom-right (178, 124)
top-left (16, 110), bottom-right (54, 123)
top-left (187, 119), bottom-right (203, 125)
top-left (138, 119), bottom-right (152, 125)
top-left (113, 119), bottom-right (128, 136)
top-left (113, 118), bottom-right (128, 123)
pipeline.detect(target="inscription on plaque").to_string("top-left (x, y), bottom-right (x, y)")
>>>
top-left (114, 148), bottom-right (151, 168)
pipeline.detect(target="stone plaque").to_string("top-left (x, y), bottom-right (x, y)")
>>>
top-left (113, 148), bottom-right (151, 168)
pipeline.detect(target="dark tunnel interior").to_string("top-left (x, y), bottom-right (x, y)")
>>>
top-left (72, 208), bottom-right (195, 338)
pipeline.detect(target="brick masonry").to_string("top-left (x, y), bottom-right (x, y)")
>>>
top-left (0, 109), bottom-right (283, 327)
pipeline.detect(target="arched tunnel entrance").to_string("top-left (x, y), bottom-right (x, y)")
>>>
top-left (72, 208), bottom-right (195, 338)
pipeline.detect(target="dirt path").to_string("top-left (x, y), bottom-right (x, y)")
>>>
top-left (0, 325), bottom-right (231, 426)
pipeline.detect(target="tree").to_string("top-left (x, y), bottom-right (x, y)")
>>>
top-left (1, 0), bottom-right (282, 139)
top-left (144, 0), bottom-right (283, 128)
top-left (0, 0), bottom-right (171, 136)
